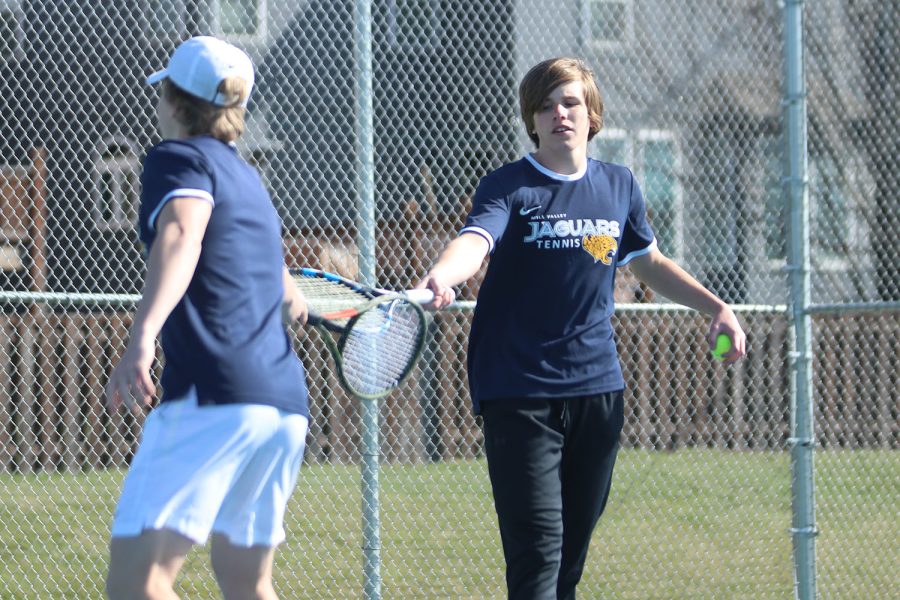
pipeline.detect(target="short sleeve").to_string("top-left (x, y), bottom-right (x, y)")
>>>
top-left (459, 174), bottom-right (511, 254)
top-left (138, 142), bottom-right (215, 248)
top-left (617, 172), bottom-right (657, 266)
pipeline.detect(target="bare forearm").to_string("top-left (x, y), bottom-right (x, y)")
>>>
top-left (428, 233), bottom-right (489, 287)
top-left (629, 251), bottom-right (725, 316)
top-left (131, 226), bottom-right (202, 342)
top-left (416, 232), bottom-right (489, 308)
top-left (629, 248), bottom-right (747, 362)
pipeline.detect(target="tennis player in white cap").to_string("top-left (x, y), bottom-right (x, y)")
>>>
top-left (104, 36), bottom-right (310, 600)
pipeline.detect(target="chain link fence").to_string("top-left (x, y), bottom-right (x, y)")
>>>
top-left (0, 0), bottom-right (896, 598)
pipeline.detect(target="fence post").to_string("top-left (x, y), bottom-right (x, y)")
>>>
top-left (781, 1), bottom-right (818, 598)
top-left (353, 0), bottom-right (380, 598)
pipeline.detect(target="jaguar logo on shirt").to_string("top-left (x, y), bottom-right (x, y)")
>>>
top-left (523, 215), bottom-right (621, 261)
top-left (582, 234), bottom-right (618, 264)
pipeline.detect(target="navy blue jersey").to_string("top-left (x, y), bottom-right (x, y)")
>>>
top-left (461, 155), bottom-right (655, 412)
top-left (139, 135), bottom-right (309, 417)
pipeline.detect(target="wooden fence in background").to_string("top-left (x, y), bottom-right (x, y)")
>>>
top-left (0, 309), bottom-right (895, 473)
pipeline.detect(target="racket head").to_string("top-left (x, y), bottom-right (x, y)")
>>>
top-left (334, 294), bottom-right (429, 399)
top-left (291, 268), bottom-right (436, 326)
top-left (290, 268), bottom-right (375, 327)
top-left (290, 267), bottom-right (431, 398)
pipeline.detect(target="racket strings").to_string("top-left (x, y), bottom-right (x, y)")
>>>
top-left (340, 299), bottom-right (424, 396)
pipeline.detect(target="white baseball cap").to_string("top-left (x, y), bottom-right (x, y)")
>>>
top-left (146, 36), bottom-right (255, 107)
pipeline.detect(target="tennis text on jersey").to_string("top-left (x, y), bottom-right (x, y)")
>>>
top-left (523, 218), bottom-right (621, 263)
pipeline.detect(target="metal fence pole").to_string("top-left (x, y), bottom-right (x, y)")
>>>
top-left (781, 1), bottom-right (818, 598)
top-left (353, 0), bottom-right (380, 598)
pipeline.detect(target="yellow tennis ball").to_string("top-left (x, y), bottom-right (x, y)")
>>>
top-left (712, 333), bottom-right (732, 360)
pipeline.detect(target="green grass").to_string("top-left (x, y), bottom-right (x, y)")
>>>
top-left (0, 449), bottom-right (896, 599)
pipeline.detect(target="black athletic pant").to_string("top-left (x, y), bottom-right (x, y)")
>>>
top-left (481, 391), bottom-right (624, 600)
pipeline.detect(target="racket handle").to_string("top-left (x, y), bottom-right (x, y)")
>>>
top-left (404, 289), bottom-right (435, 304)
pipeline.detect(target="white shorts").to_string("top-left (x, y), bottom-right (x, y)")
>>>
top-left (110, 398), bottom-right (308, 547)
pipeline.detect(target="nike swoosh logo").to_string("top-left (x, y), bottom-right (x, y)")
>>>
top-left (519, 205), bottom-right (541, 216)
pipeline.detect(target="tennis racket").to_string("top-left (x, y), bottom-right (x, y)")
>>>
top-left (291, 268), bottom-right (434, 400)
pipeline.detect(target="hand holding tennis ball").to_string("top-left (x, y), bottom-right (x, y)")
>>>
top-left (711, 333), bottom-right (732, 361)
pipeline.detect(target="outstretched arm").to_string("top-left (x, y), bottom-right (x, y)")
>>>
top-left (416, 232), bottom-right (490, 309)
top-left (104, 198), bottom-right (212, 413)
top-left (628, 248), bottom-right (746, 363)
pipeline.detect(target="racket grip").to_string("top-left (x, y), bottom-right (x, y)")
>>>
top-left (404, 289), bottom-right (435, 304)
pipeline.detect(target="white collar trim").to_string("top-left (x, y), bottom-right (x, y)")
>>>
top-left (525, 153), bottom-right (587, 181)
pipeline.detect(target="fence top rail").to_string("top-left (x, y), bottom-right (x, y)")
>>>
top-left (0, 294), bottom-right (708, 311)
top-left (0, 292), bottom-right (896, 316)
top-left (0, 291), bottom-right (140, 306)
top-left (0, 291), bottom-right (787, 313)
top-left (402, 300), bottom-right (790, 314)
top-left (803, 301), bottom-right (900, 315)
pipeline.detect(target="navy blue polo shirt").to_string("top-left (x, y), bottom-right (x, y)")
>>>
top-left (461, 155), bottom-right (656, 413)
top-left (139, 135), bottom-right (309, 417)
